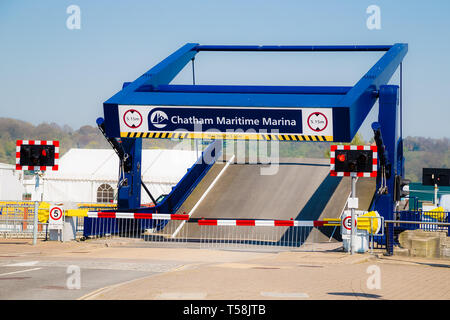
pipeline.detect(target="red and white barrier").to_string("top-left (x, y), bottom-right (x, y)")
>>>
top-left (84, 212), bottom-right (341, 250)
top-left (85, 212), bottom-right (333, 227)
top-left (197, 219), bottom-right (327, 227)
top-left (87, 212), bottom-right (189, 220)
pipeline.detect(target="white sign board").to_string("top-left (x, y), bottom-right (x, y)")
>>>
top-left (49, 206), bottom-right (64, 230)
top-left (341, 210), bottom-right (364, 239)
top-left (117, 105), bottom-right (334, 140)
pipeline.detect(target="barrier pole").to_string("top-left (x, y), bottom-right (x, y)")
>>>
top-left (350, 175), bottom-right (356, 255)
top-left (32, 201), bottom-right (38, 245)
top-left (370, 217), bottom-right (373, 254)
top-left (32, 171), bottom-right (40, 245)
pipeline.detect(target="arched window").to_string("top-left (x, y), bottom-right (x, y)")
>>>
top-left (97, 184), bottom-right (114, 203)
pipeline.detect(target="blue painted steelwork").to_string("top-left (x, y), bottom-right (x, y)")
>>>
top-left (138, 84), bottom-right (352, 95)
top-left (338, 44), bottom-right (407, 141)
top-left (96, 42), bottom-right (408, 226)
top-left (83, 141), bottom-right (222, 237)
top-left (116, 138), bottom-right (142, 209)
top-left (194, 45), bottom-right (393, 52)
top-left (103, 42), bottom-right (407, 142)
top-left (369, 85), bottom-right (403, 252)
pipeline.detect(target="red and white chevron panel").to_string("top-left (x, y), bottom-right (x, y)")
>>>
top-left (15, 140), bottom-right (59, 171)
top-left (87, 212), bottom-right (190, 220)
top-left (329, 145), bottom-right (377, 177)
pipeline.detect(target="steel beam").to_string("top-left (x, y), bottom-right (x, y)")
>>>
top-left (105, 43), bottom-right (199, 104)
top-left (195, 45), bottom-right (393, 52)
top-left (103, 43), bottom-right (407, 143)
top-left (338, 43), bottom-right (408, 141)
top-left (142, 84), bottom-right (352, 95)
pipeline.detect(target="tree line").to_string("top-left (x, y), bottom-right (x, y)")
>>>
top-left (0, 117), bottom-right (448, 182)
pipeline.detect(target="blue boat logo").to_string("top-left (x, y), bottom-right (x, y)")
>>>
top-left (150, 110), bottom-right (169, 129)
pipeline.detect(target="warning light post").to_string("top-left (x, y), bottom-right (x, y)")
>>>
top-left (330, 145), bottom-right (378, 254)
top-left (16, 140), bottom-right (60, 245)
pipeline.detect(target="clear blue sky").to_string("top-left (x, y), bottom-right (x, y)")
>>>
top-left (1, 0), bottom-right (449, 140)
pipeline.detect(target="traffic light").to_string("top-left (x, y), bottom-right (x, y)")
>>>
top-left (335, 150), bottom-right (369, 172)
top-left (16, 140), bottom-right (59, 171)
top-left (422, 168), bottom-right (450, 187)
top-left (330, 145), bottom-right (377, 177)
top-left (394, 175), bottom-right (411, 201)
top-left (20, 145), bottom-right (55, 167)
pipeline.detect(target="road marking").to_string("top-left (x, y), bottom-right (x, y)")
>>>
top-left (0, 268), bottom-right (42, 277)
top-left (77, 274), bottom-right (154, 300)
top-left (78, 264), bottom-right (185, 300)
top-left (5, 261), bottom-right (39, 267)
top-left (260, 292), bottom-right (309, 298)
top-left (155, 292), bottom-right (207, 299)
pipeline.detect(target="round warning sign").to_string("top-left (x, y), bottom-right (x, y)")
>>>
top-left (343, 216), bottom-right (352, 231)
top-left (49, 206), bottom-right (63, 221)
top-left (123, 109), bottom-right (143, 129)
top-left (342, 215), bottom-right (357, 231)
top-left (307, 112), bottom-right (328, 132)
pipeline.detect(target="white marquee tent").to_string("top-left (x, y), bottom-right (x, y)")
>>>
top-left (0, 163), bottom-right (25, 201)
top-left (41, 148), bottom-right (199, 204)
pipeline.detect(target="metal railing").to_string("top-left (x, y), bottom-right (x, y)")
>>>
top-left (82, 216), bottom-right (338, 251)
top-left (385, 219), bottom-right (450, 256)
top-left (395, 210), bottom-right (449, 233)
top-left (0, 201), bottom-right (118, 241)
top-left (7, 200), bottom-right (446, 256)
top-left (364, 215), bottom-right (385, 254)
top-left (372, 210), bottom-right (449, 252)
top-left (0, 202), bottom-right (48, 239)
top-left (195, 223), bottom-right (317, 251)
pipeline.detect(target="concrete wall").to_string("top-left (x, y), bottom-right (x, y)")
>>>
top-left (397, 230), bottom-right (450, 259)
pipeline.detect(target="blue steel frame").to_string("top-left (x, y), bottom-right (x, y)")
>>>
top-left (98, 43), bottom-right (408, 219)
top-left (371, 85), bottom-right (403, 252)
top-left (102, 43), bottom-right (408, 142)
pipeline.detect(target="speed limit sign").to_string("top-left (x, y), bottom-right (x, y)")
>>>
top-left (343, 216), bottom-right (353, 231)
top-left (49, 206), bottom-right (64, 230)
top-left (341, 210), bottom-right (362, 239)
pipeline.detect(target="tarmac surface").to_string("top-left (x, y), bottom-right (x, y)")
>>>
top-left (0, 239), bottom-right (448, 300)
top-left (0, 159), bottom-right (441, 301)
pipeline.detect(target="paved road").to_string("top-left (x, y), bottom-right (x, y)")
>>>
top-left (0, 257), bottom-right (180, 299)
top-left (1, 240), bottom-right (448, 300)
top-left (85, 250), bottom-right (450, 300)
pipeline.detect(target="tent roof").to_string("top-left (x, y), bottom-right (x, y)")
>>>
top-left (43, 148), bottom-right (198, 183)
top-left (0, 163), bottom-right (15, 170)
